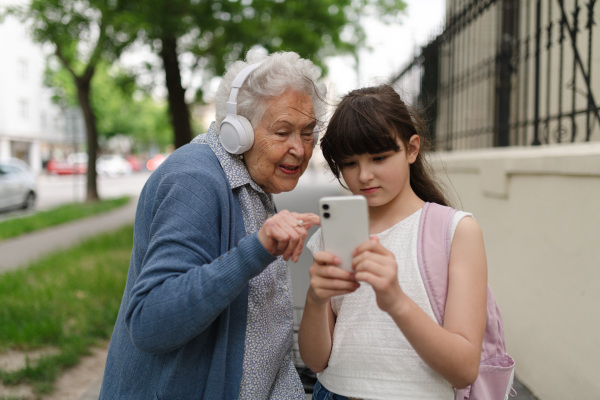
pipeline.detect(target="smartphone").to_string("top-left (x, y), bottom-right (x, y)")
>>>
top-left (319, 195), bottom-right (370, 271)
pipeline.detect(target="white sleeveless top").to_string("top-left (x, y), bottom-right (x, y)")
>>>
top-left (306, 208), bottom-right (471, 400)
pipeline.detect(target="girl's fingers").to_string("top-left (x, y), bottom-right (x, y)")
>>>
top-left (352, 252), bottom-right (393, 275)
top-left (313, 256), bottom-right (356, 282)
top-left (314, 251), bottom-right (340, 266)
top-left (352, 235), bottom-right (390, 257)
top-left (312, 275), bottom-right (359, 291)
top-left (308, 255), bottom-right (359, 303)
top-left (354, 269), bottom-right (388, 286)
top-left (354, 269), bottom-right (403, 313)
top-left (308, 275), bottom-right (360, 303)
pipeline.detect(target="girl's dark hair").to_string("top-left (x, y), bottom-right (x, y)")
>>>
top-left (321, 84), bottom-right (449, 206)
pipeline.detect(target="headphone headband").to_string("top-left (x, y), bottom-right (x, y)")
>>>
top-left (225, 62), bottom-right (262, 116)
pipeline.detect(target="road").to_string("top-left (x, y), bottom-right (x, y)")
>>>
top-left (0, 171), bottom-right (152, 221)
top-left (36, 171), bottom-right (153, 210)
top-left (2, 166), bottom-right (345, 223)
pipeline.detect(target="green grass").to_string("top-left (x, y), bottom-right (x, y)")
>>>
top-left (0, 196), bottom-right (130, 241)
top-left (0, 225), bottom-right (133, 396)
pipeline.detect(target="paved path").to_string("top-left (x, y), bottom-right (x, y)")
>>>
top-left (0, 197), bottom-right (138, 273)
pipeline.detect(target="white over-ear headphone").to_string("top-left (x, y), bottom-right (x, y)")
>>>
top-left (219, 62), bottom-right (262, 154)
top-left (219, 62), bottom-right (320, 155)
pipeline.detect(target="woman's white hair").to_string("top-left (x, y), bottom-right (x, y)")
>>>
top-left (215, 50), bottom-right (327, 133)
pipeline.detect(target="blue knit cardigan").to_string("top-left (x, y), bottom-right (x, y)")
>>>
top-left (99, 142), bottom-right (276, 399)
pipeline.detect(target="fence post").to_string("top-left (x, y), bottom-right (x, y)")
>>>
top-left (532, 0), bottom-right (543, 145)
top-left (496, 0), bottom-right (518, 146)
top-left (420, 40), bottom-right (441, 148)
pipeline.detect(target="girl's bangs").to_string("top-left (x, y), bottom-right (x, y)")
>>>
top-left (328, 116), bottom-right (400, 163)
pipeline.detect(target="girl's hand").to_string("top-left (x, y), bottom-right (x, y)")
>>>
top-left (307, 251), bottom-right (359, 305)
top-left (257, 210), bottom-right (319, 263)
top-left (352, 236), bottom-right (405, 313)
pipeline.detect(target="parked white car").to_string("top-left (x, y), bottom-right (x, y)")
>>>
top-left (96, 154), bottom-right (132, 177)
top-left (0, 158), bottom-right (37, 212)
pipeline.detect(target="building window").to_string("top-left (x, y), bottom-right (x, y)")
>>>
top-left (17, 58), bottom-right (29, 81)
top-left (18, 99), bottom-right (29, 119)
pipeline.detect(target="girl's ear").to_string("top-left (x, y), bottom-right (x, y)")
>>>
top-left (407, 134), bottom-right (420, 164)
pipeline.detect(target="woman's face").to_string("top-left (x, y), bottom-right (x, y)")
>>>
top-left (244, 88), bottom-right (316, 194)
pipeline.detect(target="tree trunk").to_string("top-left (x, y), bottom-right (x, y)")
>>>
top-left (76, 75), bottom-right (100, 202)
top-left (160, 36), bottom-right (192, 148)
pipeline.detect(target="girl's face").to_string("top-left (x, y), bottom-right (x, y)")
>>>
top-left (340, 135), bottom-right (420, 210)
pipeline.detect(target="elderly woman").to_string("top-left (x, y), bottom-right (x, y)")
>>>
top-left (100, 51), bottom-right (326, 399)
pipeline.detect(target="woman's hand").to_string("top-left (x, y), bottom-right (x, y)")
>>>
top-left (257, 210), bottom-right (319, 263)
top-left (352, 236), bottom-right (405, 313)
top-left (307, 251), bottom-right (359, 305)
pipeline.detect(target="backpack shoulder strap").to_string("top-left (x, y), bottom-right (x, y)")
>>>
top-left (417, 202), bottom-right (457, 326)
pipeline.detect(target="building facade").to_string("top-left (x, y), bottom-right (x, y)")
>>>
top-left (0, 0), bottom-right (69, 173)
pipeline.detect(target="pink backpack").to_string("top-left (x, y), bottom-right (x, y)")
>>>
top-left (417, 202), bottom-right (515, 400)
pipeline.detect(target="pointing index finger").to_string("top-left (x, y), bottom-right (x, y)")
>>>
top-left (293, 212), bottom-right (320, 229)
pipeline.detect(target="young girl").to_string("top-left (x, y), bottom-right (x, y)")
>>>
top-left (298, 85), bottom-right (488, 400)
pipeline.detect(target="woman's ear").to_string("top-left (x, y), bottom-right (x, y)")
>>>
top-left (407, 134), bottom-right (420, 164)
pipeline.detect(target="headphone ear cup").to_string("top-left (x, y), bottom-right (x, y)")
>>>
top-left (237, 116), bottom-right (254, 153)
top-left (219, 115), bottom-right (254, 155)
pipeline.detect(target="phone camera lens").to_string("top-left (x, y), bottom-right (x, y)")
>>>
top-left (323, 212), bottom-right (330, 219)
top-left (322, 204), bottom-right (329, 210)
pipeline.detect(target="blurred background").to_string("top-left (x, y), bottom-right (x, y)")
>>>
top-left (1, 1), bottom-right (599, 399)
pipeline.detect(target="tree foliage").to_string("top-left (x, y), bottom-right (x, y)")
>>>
top-left (2, 0), bottom-right (408, 199)
top-left (45, 62), bottom-right (172, 152)
top-left (93, 68), bottom-right (172, 152)
top-left (120, 0), bottom-right (408, 148)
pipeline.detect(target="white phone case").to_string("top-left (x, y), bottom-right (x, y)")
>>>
top-left (319, 195), bottom-right (370, 271)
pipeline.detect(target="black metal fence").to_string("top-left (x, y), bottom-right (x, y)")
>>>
top-left (390, 0), bottom-right (600, 151)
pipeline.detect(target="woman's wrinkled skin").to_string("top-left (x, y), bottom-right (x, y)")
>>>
top-left (243, 88), bottom-right (317, 195)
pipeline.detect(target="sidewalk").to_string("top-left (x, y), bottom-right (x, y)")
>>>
top-left (0, 197), bottom-right (138, 274)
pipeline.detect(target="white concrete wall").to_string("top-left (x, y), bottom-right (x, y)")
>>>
top-left (430, 142), bottom-right (600, 400)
